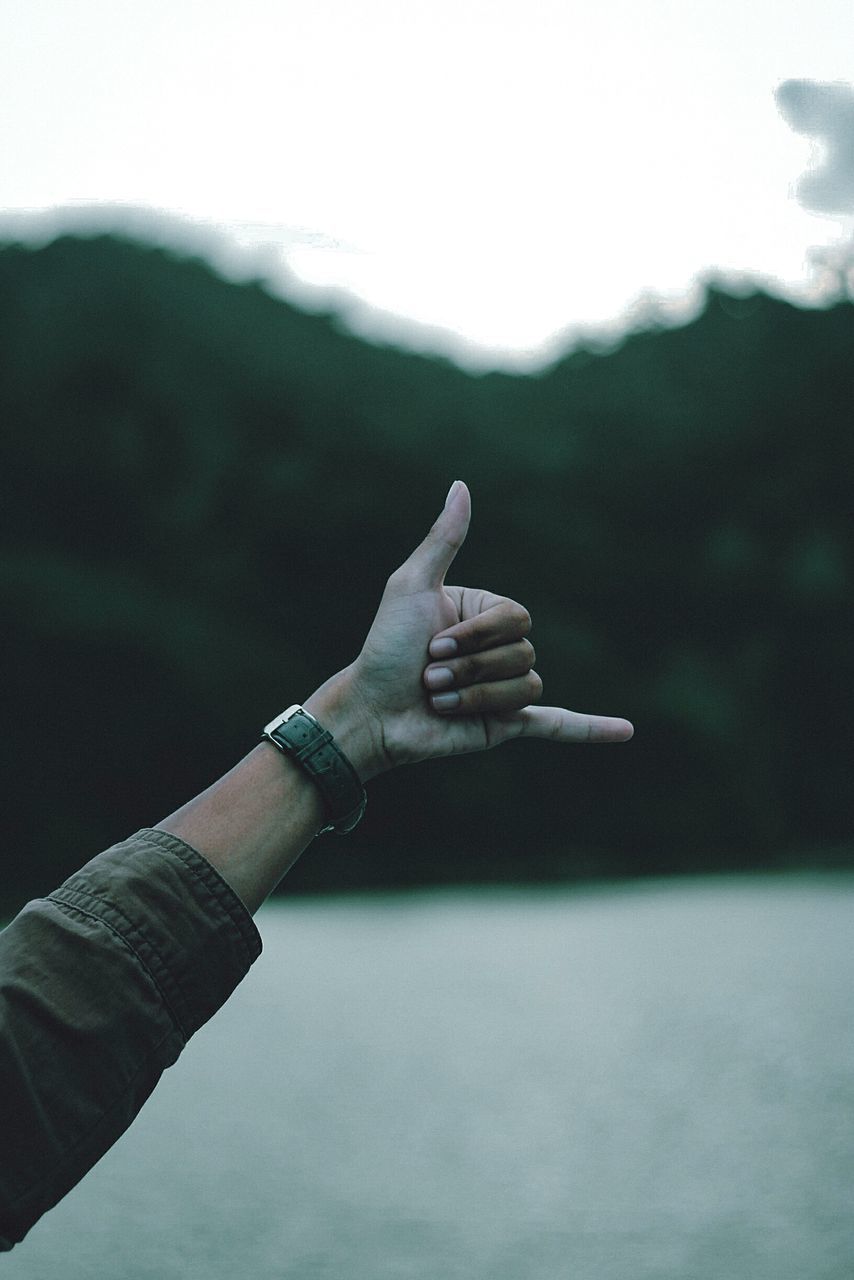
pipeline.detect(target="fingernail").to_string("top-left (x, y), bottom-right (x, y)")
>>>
top-left (425, 666), bottom-right (454, 690)
top-left (429, 637), bottom-right (458, 659)
top-left (444, 480), bottom-right (462, 509)
top-left (432, 691), bottom-right (461, 711)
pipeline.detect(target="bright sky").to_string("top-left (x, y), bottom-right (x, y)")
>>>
top-left (2, 0), bottom-right (854, 370)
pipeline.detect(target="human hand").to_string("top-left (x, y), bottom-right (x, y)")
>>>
top-left (305, 481), bottom-right (633, 781)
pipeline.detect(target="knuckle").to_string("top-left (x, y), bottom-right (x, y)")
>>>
top-left (515, 605), bottom-right (533, 636)
top-left (528, 670), bottom-right (544, 701)
top-left (521, 639), bottom-right (536, 668)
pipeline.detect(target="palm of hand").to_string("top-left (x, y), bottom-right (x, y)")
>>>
top-left (355, 582), bottom-right (501, 768)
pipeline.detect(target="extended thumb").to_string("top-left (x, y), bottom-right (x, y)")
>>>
top-left (398, 480), bottom-right (471, 587)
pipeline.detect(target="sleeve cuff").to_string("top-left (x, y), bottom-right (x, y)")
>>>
top-left (47, 827), bottom-right (263, 1042)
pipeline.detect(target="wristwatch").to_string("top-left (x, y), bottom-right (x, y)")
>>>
top-left (262, 704), bottom-right (367, 835)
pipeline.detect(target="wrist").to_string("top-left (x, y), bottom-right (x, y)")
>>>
top-left (303, 665), bottom-right (388, 784)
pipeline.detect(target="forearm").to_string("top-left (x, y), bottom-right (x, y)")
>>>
top-left (154, 741), bottom-right (325, 915)
top-left (154, 669), bottom-right (382, 915)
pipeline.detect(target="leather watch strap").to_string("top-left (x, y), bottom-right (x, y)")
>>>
top-left (262, 705), bottom-right (367, 835)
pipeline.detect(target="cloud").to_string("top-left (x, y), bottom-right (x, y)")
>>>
top-left (775, 79), bottom-right (854, 214)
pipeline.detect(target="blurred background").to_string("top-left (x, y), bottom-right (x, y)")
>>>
top-left (2, 0), bottom-right (854, 900)
top-left (2, 3), bottom-right (854, 1276)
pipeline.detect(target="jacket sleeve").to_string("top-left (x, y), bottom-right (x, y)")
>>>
top-left (0, 827), bottom-right (263, 1251)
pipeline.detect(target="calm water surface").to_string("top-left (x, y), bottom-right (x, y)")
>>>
top-left (7, 874), bottom-right (854, 1279)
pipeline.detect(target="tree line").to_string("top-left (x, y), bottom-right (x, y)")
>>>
top-left (1, 233), bottom-right (852, 901)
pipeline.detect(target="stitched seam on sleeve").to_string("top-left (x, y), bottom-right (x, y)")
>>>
top-left (135, 828), bottom-right (262, 966)
top-left (44, 895), bottom-right (188, 1042)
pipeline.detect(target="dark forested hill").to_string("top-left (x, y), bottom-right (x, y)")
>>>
top-left (2, 233), bottom-right (853, 900)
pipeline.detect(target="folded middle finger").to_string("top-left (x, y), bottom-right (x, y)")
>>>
top-left (423, 639), bottom-right (536, 692)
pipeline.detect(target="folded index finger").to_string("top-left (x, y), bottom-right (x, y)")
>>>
top-left (429, 596), bottom-right (532, 659)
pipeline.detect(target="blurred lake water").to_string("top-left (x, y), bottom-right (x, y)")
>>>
top-left (7, 874), bottom-right (854, 1279)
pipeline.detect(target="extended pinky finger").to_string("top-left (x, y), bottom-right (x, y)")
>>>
top-left (515, 706), bottom-right (634, 743)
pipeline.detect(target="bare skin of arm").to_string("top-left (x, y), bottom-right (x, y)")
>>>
top-left (156, 482), bottom-right (633, 913)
